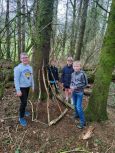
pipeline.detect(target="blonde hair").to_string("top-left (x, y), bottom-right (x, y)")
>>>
top-left (67, 56), bottom-right (73, 61)
top-left (73, 61), bottom-right (81, 66)
top-left (20, 52), bottom-right (28, 58)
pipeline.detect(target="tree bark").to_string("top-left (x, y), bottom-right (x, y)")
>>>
top-left (62, 0), bottom-right (69, 54)
top-left (17, 0), bottom-right (22, 60)
top-left (21, 0), bottom-right (26, 52)
top-left (5, 0), bottom-right (11, 59)
top-left (85, 0), bottom-right (115, 121)
top-left (75, 0), bottom-right (89, 60)
top-left (32, 0), bottom-right (54, 99)
top-left (70, 0), bottom-right (77, 56)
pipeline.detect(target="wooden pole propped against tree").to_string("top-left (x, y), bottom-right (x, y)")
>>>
top-left (30, 61), bottom-right (68, 126)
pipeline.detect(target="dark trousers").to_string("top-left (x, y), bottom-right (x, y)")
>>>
top-left (19, 87), bottom-right (30, 118)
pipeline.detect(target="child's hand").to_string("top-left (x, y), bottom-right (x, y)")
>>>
top-left (17, 91), bottom-right (22, 97)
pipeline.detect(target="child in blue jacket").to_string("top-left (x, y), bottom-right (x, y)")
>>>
top-left (14, 52), bottom-right (34, 127)
top-left (61, 57), bottom-right (74, 101)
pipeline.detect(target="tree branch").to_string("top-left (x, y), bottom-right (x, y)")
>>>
top-left (69, 0), bottom-right (74, 8)
top-left (94, 0), bottom-right (110, 13)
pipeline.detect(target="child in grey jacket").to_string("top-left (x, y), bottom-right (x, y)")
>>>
top-left (70, 61), bottom-right (88, 129)
top-left (14, 52), bottom-right (34, 126)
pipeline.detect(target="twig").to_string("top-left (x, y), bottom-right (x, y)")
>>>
top-left (49, 108), bottom-right (68, 126)
top-left (18, 129), bottom-right (28, 149)
top-left (15, 125), bottom-right (19, 133)
top-left (42, 63), bottom-right (50, 125)
top-left (28, 100), bottom-right (34, 121)
top-left (60, 147), bottom-right (91, 153)
top-left (1, 116), bottom-right (18, 120)
top-left (33, 119), bottom-right (48, 126)
top-left (36, 70), bottom-right (41, 120)
top-left (48, 82), bottom-right (62, 113)
top-left (47, 65), bottom-right (63, 113)
top-left (7, 126), bottom-right (14, 143)
top-left (105, 140), bottom-right (114, 153)
top-left (56, 95), bottom-right (74, 110)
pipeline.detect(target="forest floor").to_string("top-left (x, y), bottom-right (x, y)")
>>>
top-left (0, 84), bottom-right (115, 153)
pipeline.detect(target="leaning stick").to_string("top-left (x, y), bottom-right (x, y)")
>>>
top-left (35, 69), bottom-right (41, 120)
top-left (28, 100), bottom-right (34, 121)
top-left (48, 80), bottom-right (62, 113)
top-left (42, 64), bottom-right (50, 125)
top-left (49, 108), bottom-right (68, 126)
top-left (56, 95), bottom-right (74, 110)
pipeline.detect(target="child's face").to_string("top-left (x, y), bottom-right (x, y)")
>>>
top-left (51, 61), bottom-right (55, 66)
top-left (73, 64), bottom-right (81, 71)
top-left (67, 59), bottom-right (73, 66)
top-left (20, 55), bottom-right (29, 65)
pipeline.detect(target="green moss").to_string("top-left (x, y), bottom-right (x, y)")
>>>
top-left (0, 82), bottom-right (4, 99)
top-left (85, 1), bottom-right (115, 122)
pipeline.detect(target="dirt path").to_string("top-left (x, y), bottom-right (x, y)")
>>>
top-left (0, 87), bottom-right (115, 153)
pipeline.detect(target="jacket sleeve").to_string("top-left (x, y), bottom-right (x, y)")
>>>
top-left (76, 72), bottom-right (88, 88)
top-left (14, 67), bottom-right (21, 92)
top-left (61, 68), bottom-right (64, 83)
top-left (56, 68), bottom-right (59, 81)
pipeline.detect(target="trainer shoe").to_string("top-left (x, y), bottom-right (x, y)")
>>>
top-left (76, 124), bottom-right (84, 129)
top-left (19, 117), bottom-right (27, 127)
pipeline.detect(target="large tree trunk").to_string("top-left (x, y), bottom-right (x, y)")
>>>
top-left (75, 0), bottom-right (89, 60)
top-left (85, 0), bottom-right (115, 121)
top-left (32, 0), bottom-right (54, 99)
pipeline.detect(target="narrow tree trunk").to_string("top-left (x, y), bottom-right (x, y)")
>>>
top-left (70, 0), bottom-right (77, 56)
top-left (5, 0), bottom-right (10, 59)
top-left (85, 0), bottom-right (115, 121)
top-left (75, 0), bottom-right (89, 60)
top-left (0, 38), bottom-right (2, 59)
top-left (62, 0), bottom-right (69, 54)
top-left (51, 0), bottom-right (59, 55)
top-left (17, 0), bottom-right (22, 60)
top-left (101, 0), bottom-right (110, 38)
top-left (21, 0), bottom-right (25, 52)
top-left (13, 20), bottom-right (17, 62)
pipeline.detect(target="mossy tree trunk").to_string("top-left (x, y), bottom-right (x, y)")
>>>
top-left (32, 0), bottom-right (54, 100)
top-left (85, 0), bottom-right (115, 121)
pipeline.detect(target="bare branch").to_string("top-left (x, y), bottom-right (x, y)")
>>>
top-left (94, 0), bottom-right (110, 13)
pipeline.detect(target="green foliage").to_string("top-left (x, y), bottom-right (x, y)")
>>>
top-left (15, 148), bottom-right (21, 153)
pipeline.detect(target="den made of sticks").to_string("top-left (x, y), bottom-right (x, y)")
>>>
top-left (0, 0), bottom-right (115, 153)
